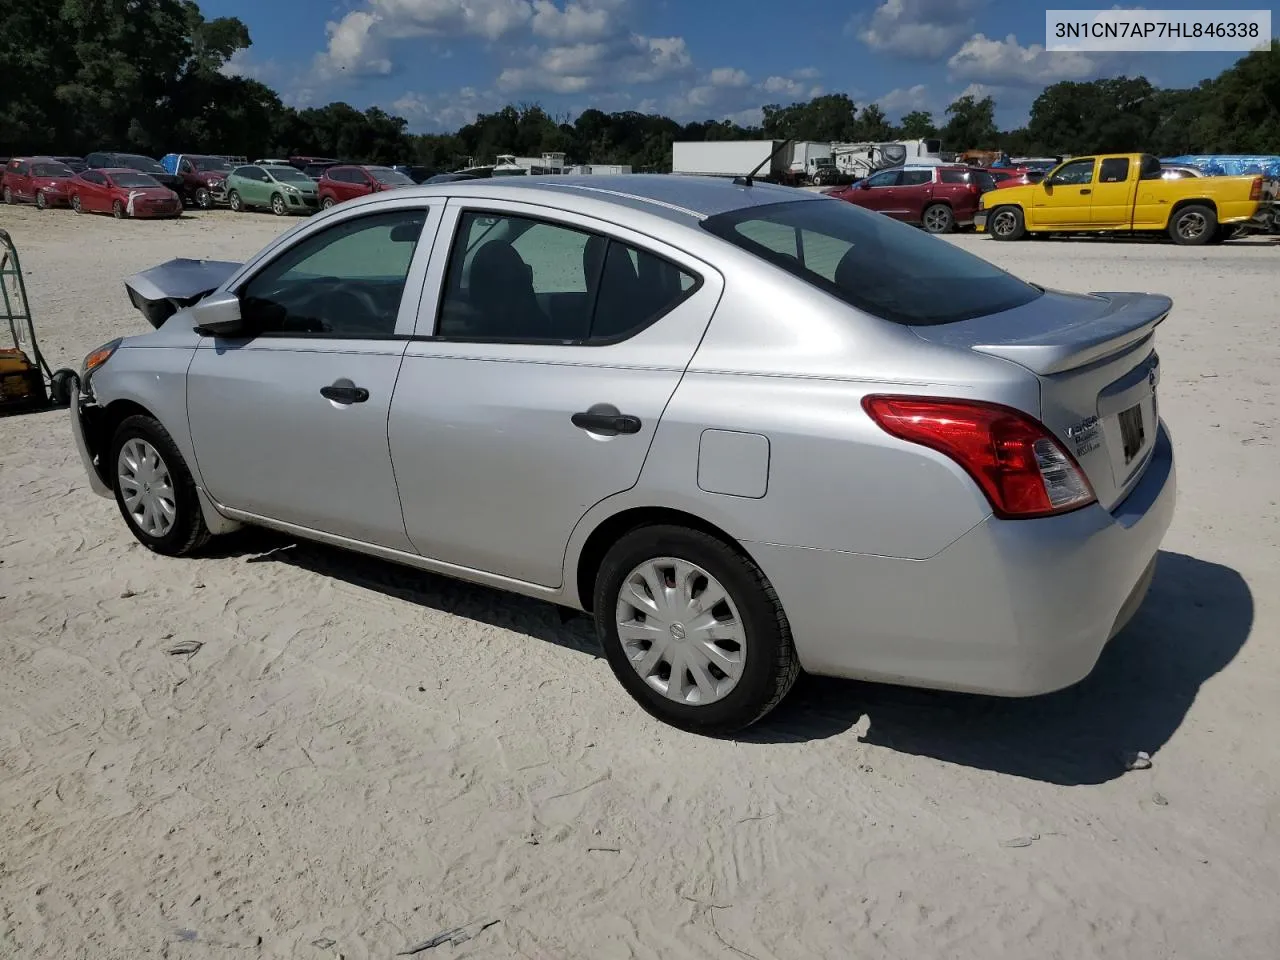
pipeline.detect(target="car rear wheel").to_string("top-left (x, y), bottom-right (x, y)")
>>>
top-left (110, 415), bottom-right (211, 557)
top-left (112, 199), bottom-right (126, 219)
top-left (321, 196), bottom-right (336, 210)
top-left (228, 190), bottom-right (243, 212)
top-left (195, 187), bottom-right (212, 210)
top-left (34, 191), bottom-right (47, 210)
top-left (922, 203), bottom-right (955, 234)
top-left (2, 186), bottom-right (11, 204)
top-left (988, 205), bottom-right (1026, 241)
top-left (593, 524), bottom-right (800, 735)
top-left (270, 193), bottom-right (286, 216)
top-left (71, 194), bottom-right (83, 214)
top-left (1169, 204), bottom-right (1216, 246)
top-left (48, 369), bottom-right (77, 407)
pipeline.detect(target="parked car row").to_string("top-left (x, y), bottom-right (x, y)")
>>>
top-left (825, 164), bottom-right (998, 233)
top-left (3, 157), bottom-right (183, 219)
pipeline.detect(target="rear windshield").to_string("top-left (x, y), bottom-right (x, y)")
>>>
top-left (112, 172), bottom-right (161, 188)
top-left (369, 167), bottom-right (415, 185)
top-left (702, 199), bottom-right (1043, 326)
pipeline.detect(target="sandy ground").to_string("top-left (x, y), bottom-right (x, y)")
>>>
top-left (2, 203), bottom-right (1279, 959)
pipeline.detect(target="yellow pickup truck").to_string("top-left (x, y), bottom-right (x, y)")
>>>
top-left (974, 153), bottom-right (1272, 245)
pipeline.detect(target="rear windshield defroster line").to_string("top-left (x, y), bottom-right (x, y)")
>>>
top-left (701, 199), bottom-right (1043, 326)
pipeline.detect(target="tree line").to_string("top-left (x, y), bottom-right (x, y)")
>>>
top-left (2, 1), bottom-right (1276, 173)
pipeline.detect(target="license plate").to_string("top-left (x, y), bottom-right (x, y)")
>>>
top-left (1118, 404), bottom-right (1145, 463)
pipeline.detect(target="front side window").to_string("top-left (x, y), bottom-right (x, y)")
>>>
top-left (865, 170), bottom-right (901, 188)
top-left (81, 172), bottom-right (105, 186)
top-left (900, 170), bottom-right (933, 186)
top-left (436, 211), bottom-right (697, 343)
top-left (1052, 159), bottom-right (1095, 185)
top-left (32, 163), bottom-right (72, 177)
top-left (703, 199), bottom-right (1042, 326)
top-left (239, 210), bottom-right (426, 337)
top-left (369, 167), bottom-right (415, 186)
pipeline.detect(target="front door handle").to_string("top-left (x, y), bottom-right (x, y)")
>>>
top-left (321, 383), bottom-right (369, 404)
top-left (1079, 188), bottom-right (1092, 195)
top-left (572, 407), bottom-right (642, 435)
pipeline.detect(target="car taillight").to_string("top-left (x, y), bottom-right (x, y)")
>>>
top-left (862, 396), bottom-right (1096, 519)
top-left (1250, 177), bottom-right (1262, 200)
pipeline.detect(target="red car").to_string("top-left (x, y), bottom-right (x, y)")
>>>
top-left (69, 168), bottom-right (182, 219)
top-left (828, 165), bottom-right (997, 233)
top-left (317, 164), bottom-right (416, 209)
top-left (982, 167), bottom-right (1046, 189)
top-left (2, 156), bottom-right (78, 209)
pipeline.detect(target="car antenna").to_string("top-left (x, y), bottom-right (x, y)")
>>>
top-left (734, 137), bottom-right (794, 186)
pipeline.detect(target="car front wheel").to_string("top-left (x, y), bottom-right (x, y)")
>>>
top-left (110, 415), bottom-right (211, 556)
top-left (988, 205), bottom-right (1026, 241)
top-left (321, 196), bottom-right (336, 210)
top-left (195, 187), bottom-right (212, 209)
top-left (35, 191), bottom-right (47, 210)
top-left (593, 524), bottom-right (799, 735)
top-left (112, 199), bottom-right (126, 219)
top-left (270, 193), bottom-right (286, 216)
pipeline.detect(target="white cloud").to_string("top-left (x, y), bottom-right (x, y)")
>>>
top-left (792, 66), bottom-right (821, 80)
top-left (724, 106), bottom-right (764, 127)
top-left (220, 49), bottom-right (279, 83)
top-left (875, 83), bottom-right (930, 114)
top-left (392, 86), bottom-right (502, 129)
top-left (495, 34), bottom-right (692, 94)
top-left (948, 32), bottom-right (1108, 85)
top-left (530, 0), bottom-right (619, 42)
top-left (318, 10), bottom-right (393, 76)
top-left (708, 66), bottom-right (750, 88)
top-left (854, 0), bottom-right (987, 59)
top-left (761, 75), bottom-right (805, 97)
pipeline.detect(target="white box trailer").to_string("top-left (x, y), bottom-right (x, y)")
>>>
top-left (672, 140), bottom-right (786, 179)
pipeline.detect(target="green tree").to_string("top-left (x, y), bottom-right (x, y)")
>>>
top-left (898, 110), bottom-right (938, 139)
top-left (856, 104), bottom-right (894, 141)
top-left (762, 94), bottom-right (860, 141)
top-left (941, 94), bottom-right (998, 151)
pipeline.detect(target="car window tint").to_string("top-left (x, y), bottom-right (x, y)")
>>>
top-left (900, 170), bottom-right (932, 186)
top-left (437, 211), bottom-right (696, 343)
top-left (239, 210), bottom-right (426, 338)
top-left (865, 170), bottom-right (901, 188)
top-left (733, 220), bottom-right (798, 260)
top-left (940, 169), bottom-right (970, 183)
top-left (1053, 159), bottom-right (1095, 185)
top-left (1099, 158), bottom-right (1129, 183)
top-left (704, 199), bottom-right (1042, 326)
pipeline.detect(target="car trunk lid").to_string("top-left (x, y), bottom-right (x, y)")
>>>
top-left (910, 288), bottom-right (1170, 511)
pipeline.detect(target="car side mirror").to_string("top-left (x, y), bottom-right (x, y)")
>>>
top-left (858, 180), bottom-right (871, 190)
top-left (191, 291), bottom-right (247, 337)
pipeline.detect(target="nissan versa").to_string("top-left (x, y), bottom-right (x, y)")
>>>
top-left (70, 176), bottom-right (1175, 734)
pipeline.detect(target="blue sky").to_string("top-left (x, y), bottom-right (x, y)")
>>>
top-left (212, 0), bottom-right (1268, 132)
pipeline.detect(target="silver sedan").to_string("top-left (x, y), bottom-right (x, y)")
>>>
top-left (71, 175), bottom-right (1175, 733)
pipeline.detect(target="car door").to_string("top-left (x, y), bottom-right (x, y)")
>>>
top-left (1032, 157), bottom-right (1096, 227)
top-left (186, 199), bottom-right (442, 548)
top-left (894, 168), bottom-right (934, 221)
top-left (1090, 156), bottom-right (1136, 228)
top-left (79, 172), bottom-right (109, 212)
top-left (858, 169), bottom-right (903, 212)
top-left (389, 200), bottom-right (721, 587)
top-left (239, 166), bottom-right (266, 207)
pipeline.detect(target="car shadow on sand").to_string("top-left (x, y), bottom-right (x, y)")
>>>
top-left (224, 528), bottom-right (604, 660)
top-left (747, 550), bottom-right (1253, 785)
top-left (223, 534), bottom-right (1249, 786)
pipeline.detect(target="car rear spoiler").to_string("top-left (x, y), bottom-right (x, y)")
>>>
top-left (123, 258), bottom-right (241, 328)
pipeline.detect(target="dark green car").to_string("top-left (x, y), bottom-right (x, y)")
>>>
top-left (225, 164), bottom-right (319, 216)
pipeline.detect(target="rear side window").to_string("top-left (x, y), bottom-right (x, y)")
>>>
top-left (1099, 158), bottom-right (1130, 183)
top-left (940, 169), bottom-right (971, 184)
top-left (703, 199), bottom-right (1042, 326)
top-left (436, 211), bottom-right (698, 343)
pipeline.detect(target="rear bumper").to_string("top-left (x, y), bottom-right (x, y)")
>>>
top-left (748, 421), bottom-right (1176, 696)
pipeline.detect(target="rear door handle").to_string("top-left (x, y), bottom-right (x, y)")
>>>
top-left (320, 384), bottom-right (369, 404)
top-left (572, 409), bottom-right (642, 435)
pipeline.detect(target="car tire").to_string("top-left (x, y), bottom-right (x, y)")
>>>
top-left (270, 193), bottom-right (286, 216)
top-left (195, 187), bottom-right (212, 210)
top-left (2, 186), bottom-right (11, 204)
top-left (112, 199), bottom-right (126, 219)
top-left (47, 368), bottom-right (77, 407)
top-left (593, 524), bottom-right (800, 735)
top-left (321, 196), bottom-right (335, 210)
top-left (35, 191), bottom-right (47, 210)
top-left (922, 203), bottom-right (955, 234)
top-left (1169, 204), bottom-right (1217, 246)
top-left (988, 205), bottom-right (1026, 241)
top-left (71, 194), bottom-right (83, 214)
top-left (228, 190), bottom-right (243, 212)
top-left (110, 415), bottom-right (211, 557)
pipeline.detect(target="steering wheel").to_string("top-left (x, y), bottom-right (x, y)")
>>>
top-left (293, 280), bottom-right (384, 334)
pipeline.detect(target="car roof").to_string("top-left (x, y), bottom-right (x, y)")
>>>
top-left (394, 174), bottom-right (822, 225)
top-left (97, 167), bottom-right (159, 177)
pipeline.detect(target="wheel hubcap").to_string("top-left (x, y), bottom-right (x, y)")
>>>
top-left (615, 557), bottom-right (746, 706)
top-left (1179, 213), bottom-right (1206, 239)
top-left (117, 438), bottom-right (177, 537)
top-left (926, 208), bottom-right (948, 230)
